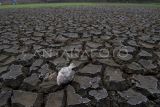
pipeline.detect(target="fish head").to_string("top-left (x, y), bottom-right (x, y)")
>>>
top-left (69, 63), bottom-right (76, 69)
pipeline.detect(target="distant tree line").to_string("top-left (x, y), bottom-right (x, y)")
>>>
top-left (45, 0), bottom-right (160, 3)
top-left (2, 0), bottom-right (160, 4)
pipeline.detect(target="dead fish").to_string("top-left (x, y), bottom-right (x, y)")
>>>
top-left (57, 63), bottom-right (76, 86)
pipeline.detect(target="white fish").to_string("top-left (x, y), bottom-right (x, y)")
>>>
top-left (57, 63), bottom-right (76, 86)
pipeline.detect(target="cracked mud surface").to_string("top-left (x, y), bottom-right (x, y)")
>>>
top-left (0, 7), bottom-right (160, 107)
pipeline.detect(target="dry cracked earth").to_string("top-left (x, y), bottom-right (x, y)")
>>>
top-left (0, 7), bottom-right (160, 107)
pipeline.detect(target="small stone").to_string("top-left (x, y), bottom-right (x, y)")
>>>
top-left (22, 73), bottom-right (40, 91)
top-left (139, 36), bottom-right (150, 41)
top-left (91, 30), bottom-right (102, 36)
top-left (133, 75), bottom-right (160, 94)
top-left (90, 77), bottom-right (101, 89)
top-left (45, 90), bottom-right (64, 107)
top-left (103, 67), bottom-right (128, 90)
top-left (0, 54), bottom-right (8, 61)
top-left (0, 90), bottom-right (12, 107)
top-left (112, 30), bottom-right (121, 34)
top-left (12, 90), bottom-right (42, 107)
top-left (74, 75), bottom-right (100, 89)
top-left (152, 36), bottom-right (160, 41)
top-left (124, 46), bottom-right (136, 53)
top-left (38, 64), bottom-right (52, 76)
top-left (105, 30), bottom-right (112, 35)
top-left (24, 40), bottom-right (35, 45)
top-left (127, 40), bottom-right (138, 47)
top-left (118, 89), bottom-right (148, 105)
top-left (32, 37), bottom-right (41, 41)
top-left (33, 45), bottom-right (42, 50)
top-left (79, 54), bottom-right (88, 61)
top-left (62, 32), bottom-right (79, 38)
top-left (55, 35), bottom-right (68, 42)
top-left (105, 42), bottom-right (112, 47)
top-left (118, 54), bottom-right (133, 61)
top-left (71, 60), bottom-right (83, 68)
top-left (138, 50), bottom-right (152, 57)
top-left (0, 45), bottom-right (10, 50)
top-left (32, 59), bottom-right (43, 67)
top-left (139, 41), bottom-right (155, 49)
top-left (82, 33), bottom-right (92, 38)
top-left (146, 39), bottom-right (156, 44)
top-left (0, 82), bottom-right (2, 89)
top-left (110, 37), bottom-right (125, 46)
top-left (62, 44), bottom-right (82, 52)
top-left (17, 53), bottom-right (34, 61)
top-left (101, 35), bottom-right (111, 40)
top-left (98, 58), bottom-right (120, 67)
top-left (138, 59), bottom-right (157, 70)
top-left (30, 59), bottom-right (43, 71)
top-left (127, 62), bottom-right (143, 71)
top-left (158, 60), bottom-right (160, 66)
top-left (86, 42), bottom-right (102, 49)
top-left (0, 66), bottom-right (8, 75)
top-left (34, 32), bottom-right (44, 37)
top-left (1, 64), bottom-right (24, 88)
top-left (39, 80), bottom-right (57, 93)
top-left (67, 85), bottom-right (90, 106)
top-left (79, 64), bottom-right (102, 74)
top-left (4, 45), bottom-right (19, 54)
top-left (52, 57), bottom-right (67, 66)
top-left (1, 56), bottom-right (15, 66)
top-left (89, 88), bottom-right (108, 101)
top-left (154, 52), bottom-right (160, 58)
top-left (104, 67), bottom-right (124, 82)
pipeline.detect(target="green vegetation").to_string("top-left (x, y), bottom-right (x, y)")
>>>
top-left (0, 3), bottom-right (160, 9)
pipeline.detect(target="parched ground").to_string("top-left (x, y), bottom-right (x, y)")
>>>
top-left (0, 7), bottom-right (160, 107)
